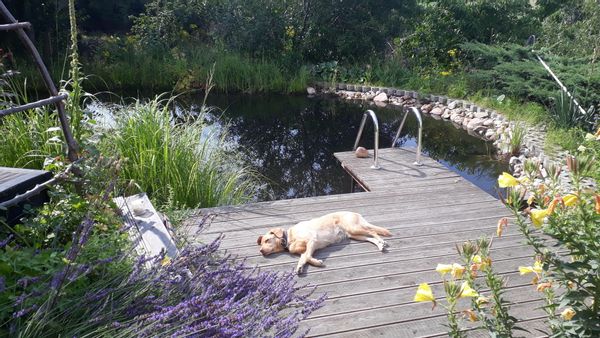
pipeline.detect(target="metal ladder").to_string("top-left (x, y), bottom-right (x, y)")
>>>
top-left (353, 107), bottom-right (423, 170)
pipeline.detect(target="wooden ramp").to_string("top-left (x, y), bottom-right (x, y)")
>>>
top-left (184, 148), bottom-right (547, 337)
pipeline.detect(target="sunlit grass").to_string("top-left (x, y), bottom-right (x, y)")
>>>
top-left (102, 96), bottom-right (256, 209)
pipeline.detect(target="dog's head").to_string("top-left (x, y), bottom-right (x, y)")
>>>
top-left (257, 227), bottom-right (286, 256)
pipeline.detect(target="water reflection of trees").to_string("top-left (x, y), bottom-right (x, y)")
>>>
top-left (195, 95), bottom-right (507, 200)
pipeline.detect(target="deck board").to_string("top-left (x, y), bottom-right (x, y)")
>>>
top-left (184, 147), bottom-right (544, 337)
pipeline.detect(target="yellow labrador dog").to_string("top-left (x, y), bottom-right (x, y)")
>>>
top-left (257, 211), bottom-right (391, 274)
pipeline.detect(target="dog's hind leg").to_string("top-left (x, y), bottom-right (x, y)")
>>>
top-left (295, 240), bottom-right (318, 274)
top-left (348, 234), bottom-right (386, 251)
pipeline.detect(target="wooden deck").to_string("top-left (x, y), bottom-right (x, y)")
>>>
top-left (184, 148), bottom-right (547, 337)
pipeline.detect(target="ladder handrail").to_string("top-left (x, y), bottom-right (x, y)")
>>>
top-left (392, 106), bottom-right (423, 166)
top-left (353, 110), bottom-right (380, 169)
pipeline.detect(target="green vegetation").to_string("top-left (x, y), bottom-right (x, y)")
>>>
top-left (1, 0), bottom-right (599, 336)
top-left (103, 95), bottom-right (256, 209)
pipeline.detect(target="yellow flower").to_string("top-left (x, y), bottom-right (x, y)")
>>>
top-left (561, 308), bottom-right (576, 321)
top-left (459, 281), bottom-right (479, 298)
top-left (530, 208), bottom-right (549, 228)
top-left (476, 296), bottom-right (490, 306)
top-left (498, 172), bottom-right (519, 188)
top-left (452, 263), bottom-right (466, 279)
top-left (440, 70), bottom-right (452, 76)
top-left (436, 263), bottom-right (465, 279)
top-left (577, 145), bottom-right (587, 152)
top-left (472, 255), bottom-right (482, 264)
top-left (527, 195), bottom-right (535, 205)
top-left (563, 194), bottom-right (578, 207)
top-left (497, 218), bottom-right (508, 237)
top-left (533, 260), bottom-right (543, 274)
top-left (436, 264), bottom-right (453, 276)
top-left (161, 256), bottom-right (172, 267)
top-left (414, 283), bottom-right (436, 304)
top-left (519, 266), bottom-right (535, 275)
top-left (520, 261), bottom-right (543, 275)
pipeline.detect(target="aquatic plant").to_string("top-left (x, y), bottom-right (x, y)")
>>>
top-left (102, 95), bottom-right (256, 209)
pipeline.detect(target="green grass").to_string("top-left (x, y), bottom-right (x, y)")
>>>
top-left (78, 45), bottom-right (309, 94)
top-left (102, 96), bottom-right (256, 209)
top-left (0, 81), bottom-right (65, 168)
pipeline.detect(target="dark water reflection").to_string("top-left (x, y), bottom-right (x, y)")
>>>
top-left (185, 94), bottom-right (507, 201)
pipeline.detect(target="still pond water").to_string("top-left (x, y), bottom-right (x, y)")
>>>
top-left (179, 93), bottom-right (507, 201)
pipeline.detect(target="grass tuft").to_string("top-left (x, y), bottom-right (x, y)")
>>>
top-left (102, 95), bottom-right (256, 209)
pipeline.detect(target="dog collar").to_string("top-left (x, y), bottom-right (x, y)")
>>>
top-left (281, 230), bottom-right (289, 251)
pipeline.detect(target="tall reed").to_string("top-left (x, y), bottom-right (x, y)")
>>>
top-left (103, 96), bottom-right (255, 209)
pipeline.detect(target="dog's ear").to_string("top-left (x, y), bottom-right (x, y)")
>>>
top-left (256, 235), bottom-right (263, 246)
top-left (271, 228), bottom-right (284, 238)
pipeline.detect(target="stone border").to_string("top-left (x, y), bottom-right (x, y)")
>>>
top-left (312, 82), bottom-right (595, 191)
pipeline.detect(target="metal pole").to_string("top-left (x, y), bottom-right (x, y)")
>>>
top-left (534, 53), bottom-right (587, 116)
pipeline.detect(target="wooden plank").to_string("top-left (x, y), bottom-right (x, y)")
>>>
top-left (115, 193), bottom-right (178, 259)
top-left (215, 215), bottom-right (513, 250)
top-left (303, 295), bottom-right (545, 337)
top-left (187, 183), bottom-right (490, 223)
top-left (198, 199), bottom-right (505, 234)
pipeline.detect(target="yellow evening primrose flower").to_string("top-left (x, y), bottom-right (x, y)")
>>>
top-left (414, 283), bottom-right (436, 304)
top-left (459, 281), bottom-right (479, 298)
top-left (585, 133), bottom-right (596, 141)
top-left (519, 266), bottom-right (535, 275)
top-left (530, 208), bottom-right (549, 228)
top-left (498, 172), bottom-right (519, 188)
top-left (577, 145), bottom-right (587, 152)
top-left (451, 263), bottom-right (466, 279)
top-left (436, 264), bottom-right (453, 276)
top-left (563, 194), bottom-right (578, 207)
top-left (472, 255), bottom-right (482, 264)
top-left (561, 308), bottom-right (576, 321)
top-left (533, 260), bottom-right (543, 274)
top-left (527, 195), bottom-right (535, 205)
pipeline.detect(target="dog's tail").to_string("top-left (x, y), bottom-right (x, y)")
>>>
top-left (364, 222), bottom-right (392, 237)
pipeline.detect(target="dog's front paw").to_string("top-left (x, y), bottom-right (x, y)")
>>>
top-left (296, 266), bottom-right (304, 275)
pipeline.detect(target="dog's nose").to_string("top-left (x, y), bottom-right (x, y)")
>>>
top-left (259, 248), bottom-right (266, 255)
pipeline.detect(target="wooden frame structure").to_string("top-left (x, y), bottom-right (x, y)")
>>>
top-left (0, 1), bottom-right (79, 163)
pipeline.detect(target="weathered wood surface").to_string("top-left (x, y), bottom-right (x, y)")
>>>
top-left (185, 148), bottom-right (546, 337)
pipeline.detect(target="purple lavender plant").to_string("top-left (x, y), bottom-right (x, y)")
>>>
top-left (77, 236), bottom-right (325, 338)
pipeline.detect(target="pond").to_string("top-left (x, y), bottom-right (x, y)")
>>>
top-left (177, 93), bottom-right (507, 201)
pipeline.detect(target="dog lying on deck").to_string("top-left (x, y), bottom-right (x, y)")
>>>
top-left (256, 211), bottom-right (391, 274)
